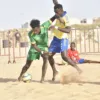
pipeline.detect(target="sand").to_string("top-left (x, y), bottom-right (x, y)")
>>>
top-left (1, 54), bottom-right (100, 100)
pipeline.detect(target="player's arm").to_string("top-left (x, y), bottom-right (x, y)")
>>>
top-left (50, 14), bottom-right (71, 33)
top-left (53, 0), bottom-right (59, 5)
top-left (32, 44), bottom-right (41, 52)
top-left (41, 15), bottom-right (58, 30)
top-left (57, 26), bottom-right (71, 33)
top-left (58, 15), bottom-right (71, 33)
top-left (49, 25), bottom-right (71, 33)
top-left (76, 51), bottom-right (80, 60)
top-left (32, 43), bottom-right (45, 56)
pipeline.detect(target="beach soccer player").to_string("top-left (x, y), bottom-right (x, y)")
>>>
top-left (56, 42), bottom-right (100, 65)
top-left (18, 15), bottom-right (58, 83)
top-left (48, 0), bottom-right (82, 82)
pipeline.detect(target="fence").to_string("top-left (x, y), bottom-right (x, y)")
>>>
top-left (0, 32), bottom-right (29, 63)
top-left (0, 32), bottom-right (11, 63)
top-left (70, 28), bottom-right (100, 54)
top-left (0, 28), bottom-right (100, 63)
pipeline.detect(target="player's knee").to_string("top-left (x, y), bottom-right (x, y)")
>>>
top-left (43, 54), bottom-right (48, 59)
top-left (48, 54), bottom-right (53, 60)
top-left (48, 52), bottom-right (54, 57)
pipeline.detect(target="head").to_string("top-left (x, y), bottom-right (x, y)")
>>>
top-left (30, 19), bottom-right (41, 34)
top-left (54, 4), bottom-right (64, 16)
top-left (70, 42), bottom-right (76, 50)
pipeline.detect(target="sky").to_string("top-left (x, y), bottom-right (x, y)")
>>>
top-left (0, 0), bottom-right (100, 29)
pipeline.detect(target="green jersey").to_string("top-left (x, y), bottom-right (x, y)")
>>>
top-left (27, 20), bottom-right (52, 60)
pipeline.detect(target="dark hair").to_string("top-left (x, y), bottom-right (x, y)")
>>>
top-left (54, 4), bottom-right (63, 10)
top-left (30, 19), bottom-right (40, 28)
top-left (71, 42), bottom-right (75, 46)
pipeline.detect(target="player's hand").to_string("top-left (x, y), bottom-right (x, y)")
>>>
top-left (53, 0), bottom-right (58, 5)
top-left (58, 18), bottom-right (65, 24)
top-left (41, 51), bottom-right (48, 58)
top-left (49, 26), bottom-right (56, 30)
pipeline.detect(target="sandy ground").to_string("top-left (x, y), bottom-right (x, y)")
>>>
top-left (1, 54), bottom-right (100, 100)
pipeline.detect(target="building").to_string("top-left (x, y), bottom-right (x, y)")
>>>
top-left (93, 17), bottom-right (100, 24)
top-left (70, 18), bottom-right (93, 25)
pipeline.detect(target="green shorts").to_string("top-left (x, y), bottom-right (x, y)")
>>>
top-left (27, 52), bottom-right (41, 60)
top-left (27, 46), bottom-right (48, 60)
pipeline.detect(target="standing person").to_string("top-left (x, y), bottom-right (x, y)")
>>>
top-left (18, 15), bottom-right (58, 83)
top-left (48, 0), bottom-right (82, 81)
top-left (14, 29), bottom-right (21, 47)
top-left (6, 30), bottom-right (12, 47)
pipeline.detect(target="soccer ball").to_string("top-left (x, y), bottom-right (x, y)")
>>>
top-left (22, 73), bottom-right (32, 83)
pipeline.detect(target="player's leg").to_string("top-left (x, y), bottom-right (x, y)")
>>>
top-left (18, 60), bottom-right (33, 81)
top-left (56, 63), bottom-right (65, 66)
top-left (40, 53), bottom-right (48, 83)
top-left (15, 39), bottom-right (17, 47)
top-left (61, 50), bottom-right (82, 74)
top-left (48, 37), bottom-right (60, 81)
top-left (84, 59), bottom-right (100, 63)
top-left (60, 38), bottom-right (82, 73)
top-left (8, 38), bottom-right (12, 47)
top-left (48, 52), bottom-right (58, 81)
top-left (78, 59), bottom-right (100, 64)
top-left (56, 59), bottom-right (66, 66)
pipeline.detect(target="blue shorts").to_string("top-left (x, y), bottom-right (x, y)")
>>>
top-left (78, 59), bottom-right (85, 64)
top-left (49, 36), bottom-right (69, 53)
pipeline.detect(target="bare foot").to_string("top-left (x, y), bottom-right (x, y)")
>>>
top-left (75, 66), bottom-right (82, 74)
top-left (52, 77), bottom-right (55, 81)
top-left (40, 80), bottom-right (45, 83)
top-left (52, 70), bottom-right (59, 81)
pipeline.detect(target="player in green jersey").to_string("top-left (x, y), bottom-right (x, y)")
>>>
top-left (18, 16), bottom-right (58, 83)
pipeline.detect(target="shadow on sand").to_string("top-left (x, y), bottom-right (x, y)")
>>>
top-left (0, 78), bottom-right (100, 85)
top-left (0, 78), bottom-right (17, 82)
